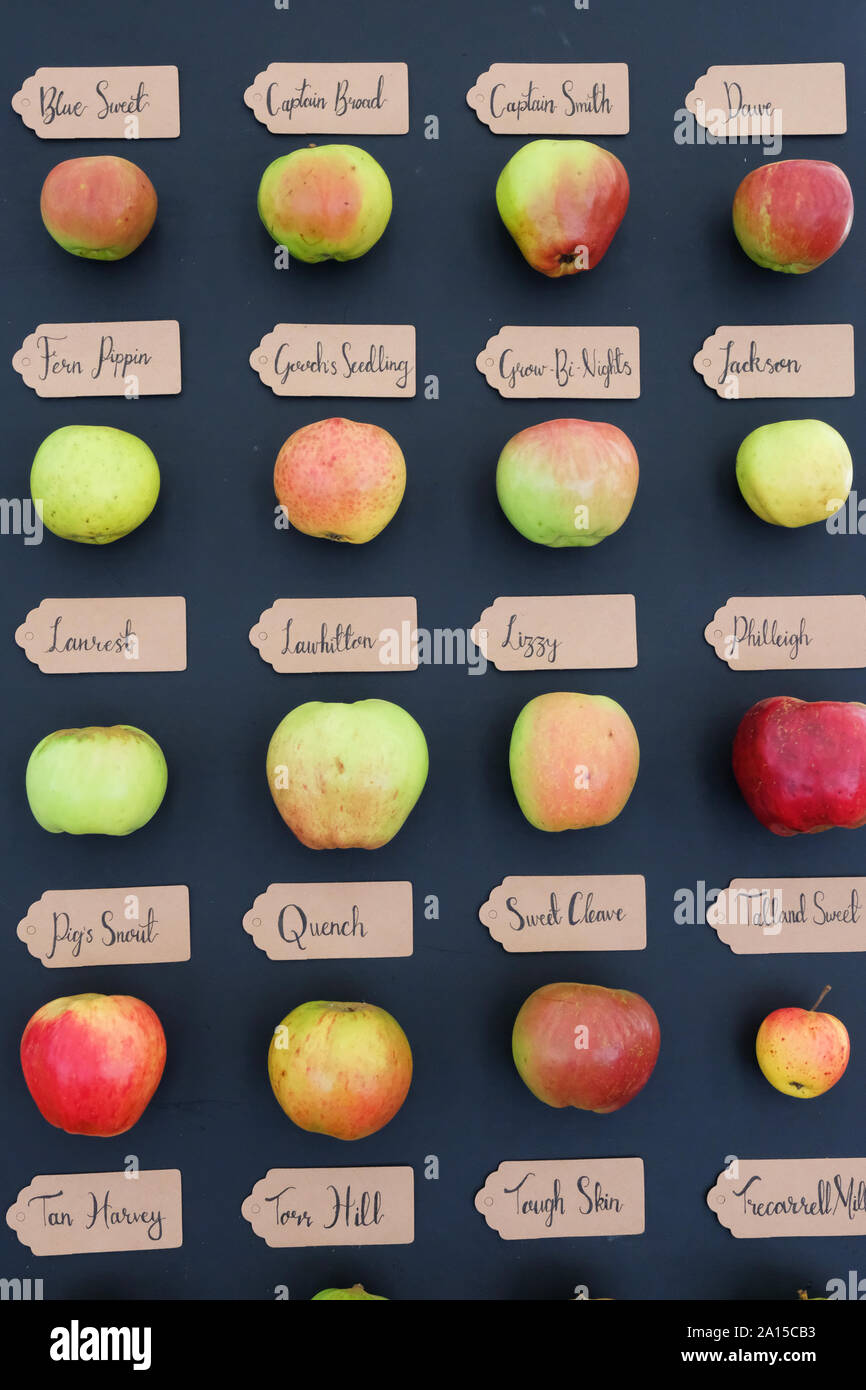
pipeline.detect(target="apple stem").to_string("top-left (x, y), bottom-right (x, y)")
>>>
top-left (809, 985), bottom-right (831, 1012)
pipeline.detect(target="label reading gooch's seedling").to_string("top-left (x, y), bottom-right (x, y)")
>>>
top-left (17, 887), bottom-right (190, 967)
top-left (244, 63), bottom-right (408, 133)
top-left (13, 322), bottom-right (182, 397)
top-left (476, 1159), bottom-right (644, 1239)
top-left (250, 598), bottom-right (418, 673)
top-left (707, 1158), bottom-right (866, 1237)
top-left (706, 878), bottom-right (866, 954)
top-left (12, 67), bottom-right (180, 138)
top-left (479, 875), bottom-right (645, 953)
top-left (477, 327), bottom-right (639, 399)
top-left (250, 325), bottom-right (415, 397)
top-left (243, 882), bottom-right (413, 960)
top-left (15, 598), bottom-right (187, 674)
top-left (471, 596), bottom-right (637, 671)
top-left (7, 1171), bottom-right (183, 1254)
top-left (684, 62), bottom-right (846, 136)
top-left (241, 1167), bottom-right (414, 1247)
top-left (693, 326), bottom-right (854, 400)
top-left (467, 64), bottom-right (629, 134)
top-left (704, 597), bottom-right (866, 670)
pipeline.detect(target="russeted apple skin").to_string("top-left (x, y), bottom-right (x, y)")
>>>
top-left (40, 156), bottom-right (157, 260)
top-left (736, 420), bottom-right (852, 528)
top-left (509, 692), bottom-right (639, 831)
top-left (26, 725), bottom-right (168, 835)
top-left (756, 1007), bottom-right (850, 1098)
top-left (31, 424), bottom-right (161, 544)
top-left (496, 139), bottom-right (629, 277)
top-left (496, 418), bottom-right (639, 547)
top-left (513, 983), bottom-right (660, 1113)
top-left (268, 1000), bottom-right (412, 1140)
top-left (732, 696), bottom-right (866, 836)
top-left (732, 159), bottom-right (853, 273)
top-left (274, 418), bottom-right (406, 543)
top-left (257, 145), bottom-right (392, 262)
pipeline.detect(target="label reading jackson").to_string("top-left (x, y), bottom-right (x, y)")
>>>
top-left (242, 1167), bottom-right (414, 1247)
top-left (250, 598), bottom-right (417, 672)
top-left (16, 597), bottom-right (187, 674)
top-left (243, 882), bottom-right (413, 960)
top-left (18, 887), bottom-right (190, 968)
top-left (13, 321), bottom-right (181, 398)
top-left (244, 62), bottom-right (408, 134)
top-left (476, 1159), bottom-right (644, 1240)
top-left (12, 66), bottom-right (180, 139)
top-left (250, 325), bottom-right (415, 397)
top-left (480, 876), bottom-right (646, 953)
top-left (704, 597), bottom-right (866, 670)
top-left (694, 326), bottom-right (854, 400)
top-left (684, 62), bottom-right (846, 136)
top-left (7, 1170), bottom-right (182, 1255)
top-left (707, 1158), bottom-right (866, 1238)
top-left (467, 64), bottom-right (629, 134)
top-left (477, 327), bottom-right (639, 399)
top-left (472, 596), bottom-right (637, 670)
top-left (707, 878), bottom-right (866, 954)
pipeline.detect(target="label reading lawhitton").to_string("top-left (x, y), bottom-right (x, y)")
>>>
top-left (694, 326), bottom-right (854, 400)
top-left (684, 62), bottom-right (847, 136)
top-left (12, 67), bottom-right (180, 138)
top-left (704, 597), bottom-right (866, 670)
top-left (243, 883), bottom-right (412, 960)
top-left (472, 596), bottom-right (637, 670)
top-left (13, 321), bottom-right (181, 397)
top-left (244, 62), bottom-right (408, 133)
top-left (250, 325), bottom-right (415, 397)
top-left (7, 1170), bottom-right (182, 1255)
top-left (242, 1167), bottom-right (414, 1247)
top-left (476, 1159), bottom-right (645, 1239)
top-left (707, 878), bottom-right (866, 954)
top-left (250, 598), bottom-right (418, 673)
top-left (707, 1158), bottom-right (866, 1237)
top-left (16, 598), bottom-right (187, 674)
top-left (467, 64), bottom-right (629, 134)
top-left (18, 887), bottom-right (190, 968)
top-left (480, 876), bottom-right (646, 953)
top-left (477, 327), bottom-right (639, 399)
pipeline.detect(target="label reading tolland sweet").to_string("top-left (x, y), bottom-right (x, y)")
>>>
top-left (476, 1159), bottom-right (644, 1239)
top-left (242, 1167), bottom-right (414, 1247)
top-left (707, 878), bottom-right (866, 954)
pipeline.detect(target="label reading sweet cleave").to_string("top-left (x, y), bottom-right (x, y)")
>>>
top-left (684, 63), bottom-right (847, 136)
top-left (250, 598), bottom-right (418, 673)
top-left (244, 62), bottom-right (409, 133)
top-left (707, 878), bottom-right (866, 955)
top-left (471, 596), bottom-right (637, 670)
top-left (242, 1168), bottom-right (414, 1247)
top-left (12, 67), bottom-right (180, 138)
top-left (467, 64), bottom-right (629, 134)
top-left (243, 883), bottom-right (413, 960)
top-left (707, 1158), bottom-right (866, 1238)
top-left (704, 597), bottom-right (866, 671)
top-left (15, 598), bottom-right (187, 673)
top-left (476, 1159), bottom-right (644, 1239)
top-left (7, 1171), bottom-right (182, 1255)
top-left (250, 325), bottom-right (415, 397)
top-left (17, 887), bottom-right (190, 968)
top-left (693, 326), bottom-right (854, 400)
top-left (479, 876), bottom-right (646, 953)
top-left (477, 327), bottom-right (639, 399)
top-left (13, 322), bottom-right (182, 398)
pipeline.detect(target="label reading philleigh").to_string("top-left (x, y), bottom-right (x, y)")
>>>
top-left (242, 1167), bottom-right (414, 1247)
top-left (7, 1170), bottom-right (182, 1255)
top-left (476, 1159), bottom-right (644, 1240)
top-left (704, 597), bottom-right (866, 671)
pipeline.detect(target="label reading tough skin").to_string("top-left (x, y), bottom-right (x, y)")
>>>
top-left (476, 1159), bottom-right (645, 1239)
top-left (241, 1168), bottom-right (414, 1247)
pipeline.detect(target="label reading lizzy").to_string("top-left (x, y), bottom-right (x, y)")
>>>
top-left (243, 882), bottom-right (412, 960)
top-left (250, 325), bottom-right (415, 397)
top-left (480, 876), bottom-right (646, 953)
top-left (13, 321), bottom-right (181, 398)
top-left (7, 1171), bottom-right (182, 1255)
top-left (704, 597), bottom-right (866, 670)
top-left (12, 67), bottom-right (180, 139)
top-left (467, 64), bottom-right (629, 134)
top-left (244, 62), bottom-right (408, 133)
top-left (477, 327), bottom-right (639, 399)
top-left (472, 596), bottom-right (637, 670)
top-left (250, 598), bottom-right (417, 673)
top-left (708, 1158), bottom-right (866, 1238)
top-left (707, 878), bottom-right (866, 954)
top-left (18, 887), bottom-right (190, 968)
top-left (242, 1167), bottom-right (414, 1247)
top-left (476, 1159), bottom-right (644, 1240)
top-left (16, 597), bottom-right (187, 673)
top-left (684, 62), bottom-right (847, 136)
top-left (694, 326), bottom-right (854, 400)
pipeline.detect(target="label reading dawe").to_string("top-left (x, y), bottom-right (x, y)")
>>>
top-left (467, 64), bottom-right (629, 134)
top-left (476, 1159), bottom-right (644, 1240)
top-left (12, 67), bottom-right (180, 139)
top-left (472, 596), bottom-right (637, 670)
top-left (251, 325), bottom-right (415, 397)
top-left (707, 878), bottom-right (866, 954)
top-left (243, 882), bottom-right (412, 960)
top-left (477, 327), bottom-right (639, 399)
top-left (704, 597), bottom-right (866, 670)
top-left (7, 1171), bottom-right (182, 1255)
top-left (244, 62), bottom-right (408, 134)
top-left (684, 63), bottom-right (846, 136)
top-left (18, 887), bottom-right (190, 968)
top-left (16, 597), bottom-right (187, 674)
top-left (694, 326), bottom-right (854, 400)
top-left (250, 598), bottom-right (417, 673)
top-left (242, 1167), bottom-right (414, 1247)
top-left (480, 876), bottom-right (646, 953)
top-left (13, 322), bottom-right (181, 397)
top-left (708, 1158), bottom-right (866, 1238)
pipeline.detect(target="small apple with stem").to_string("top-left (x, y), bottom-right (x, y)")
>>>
top-left (756, 985), bottom-right (850, 1098)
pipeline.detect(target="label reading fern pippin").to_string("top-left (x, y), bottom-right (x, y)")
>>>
top-left (13, 321), bottom-right (181, 397)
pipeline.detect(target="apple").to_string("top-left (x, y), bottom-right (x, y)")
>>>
top-left (21, 993), bottom-right (166, 1136)
top-left (312, 1285), bottom-right (387, 1301)
top-left (756, 986), bottom-right (849, 1098)
top-left (732, 696), bottom-right (866, 836)
top-left (268, 1000), bottom-right (412, 1140)
top-left (733, 159), bottom-right (853, 273)
top-left (26, 725), bottom-right (168, 835)
top-left (496, 418), bottom-right (639, 547)
top-left (267, 700), bottom-right (428, 849)
top-left (736, 420), bottom-right (852, 527)
top-left (509, 692), bottom-right (639, 831)
top-left (513, 982), bottom-right (660, 1113)
top-left (496, 139), bottom-right (629, 277)
top-left (31, 425), bottom-right (160, 544)
top-left (257, 145), bottom-right (392, 262)
top-left (274, 418), bottom-right (405, 543)
top-left (40, 156), bottom-right (157, 260)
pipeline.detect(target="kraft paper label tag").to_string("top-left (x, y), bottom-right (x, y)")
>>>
top-left (472, 596), bottom-right (637, 670)
top-left (250, 598), bottom-right (417, 673)
top-left (707, 1158), bottom-right (866, 1238)
top-left (244, 62), bottom-right (409, 133)
top-left (477, 327), bottom-right (639, 399)
top-left (7, 1170), bottom-right (182, 1255)
top-left (12, 67), bottom-right (180, 139)
top-left (243, 882), bottom-right (412, 960)
top-left (694, 326), bottom-right (854, 400)
top-left (467, 63), bottom-right (629, 134)
top-left (684, 63), bottom-right (846, 136)
top-left (17, 887), bottom-right (190, 968)
top-left (704, 597), bottom-right (866, 670)
top-left (480, 875), bottom-right (646, 953)
top-left (16, 597), bottom-right (187, 673)
top-left (13, 322), bottom-right (182, 398)
top-left (707, 878), bottom-right (866, 954)
top-left (242, 1168), bottom-right (414, 1247)
top-left (251, 325), bottom-right (415, 398)
top-left (476, 1159), bottom-right (644, 1240)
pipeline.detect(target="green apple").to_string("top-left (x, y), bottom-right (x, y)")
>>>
top-left (312, 1284), bottom-right (387, 1300)
top-left (26, 726), bottom-right (168, 835)
top-left (257, 145), bottom-right (392, 263)
top-left (31, 425), bottom-right (160, 544)
top-left (736, 420), bottom-right (852, 527)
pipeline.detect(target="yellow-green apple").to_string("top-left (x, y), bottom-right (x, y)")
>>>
top-left (512, 982), bottom-right (660, 1113)
top-left (496, 139), bottom-right (629, 277)
top-left (756, 987), bottom-right (849, 1098)
top-left (509, 692), bottom-right (639, 831)
top-left (732, 696), bottom-right (866, 835)
top-left (733, 160), bottom-right (853, 273)
top-left (21, 993), bottom-right (166, 1136)
top-left (496, 418), bottom-right (638, 546)
top-left (267, 700), bottom-right (428, 849)
top-left (26, 725), bottom-right (168, 835)
top-left (31, 425), bottom-right (160, 544)
top-left (40, 156), bottom-right (157, 260)
top-left (257, 145), bottom-right (392, 262)
top-left (274, 418), bottom-right (405, 543)
top-left (736, 420), bottom-right (852, 527)
top-left (268, 1000), bottom-right (412, 1139)
top-left (312, 1285), bottom-right (387, 1300)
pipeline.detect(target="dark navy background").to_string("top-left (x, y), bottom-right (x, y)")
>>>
top-left (0, 0), bottom-right (864, 1301)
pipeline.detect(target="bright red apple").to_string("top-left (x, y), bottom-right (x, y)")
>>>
top-left (732, 696), bottom-right (866, 836)
top-left (512, 982), bottom-right (660, 1113)
top-left (732, 160), bottom-right (853, 273)
top-left (21, 993), bottom-right (166, 1136)
top-left (40, 156), bottom-right (158, 260)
